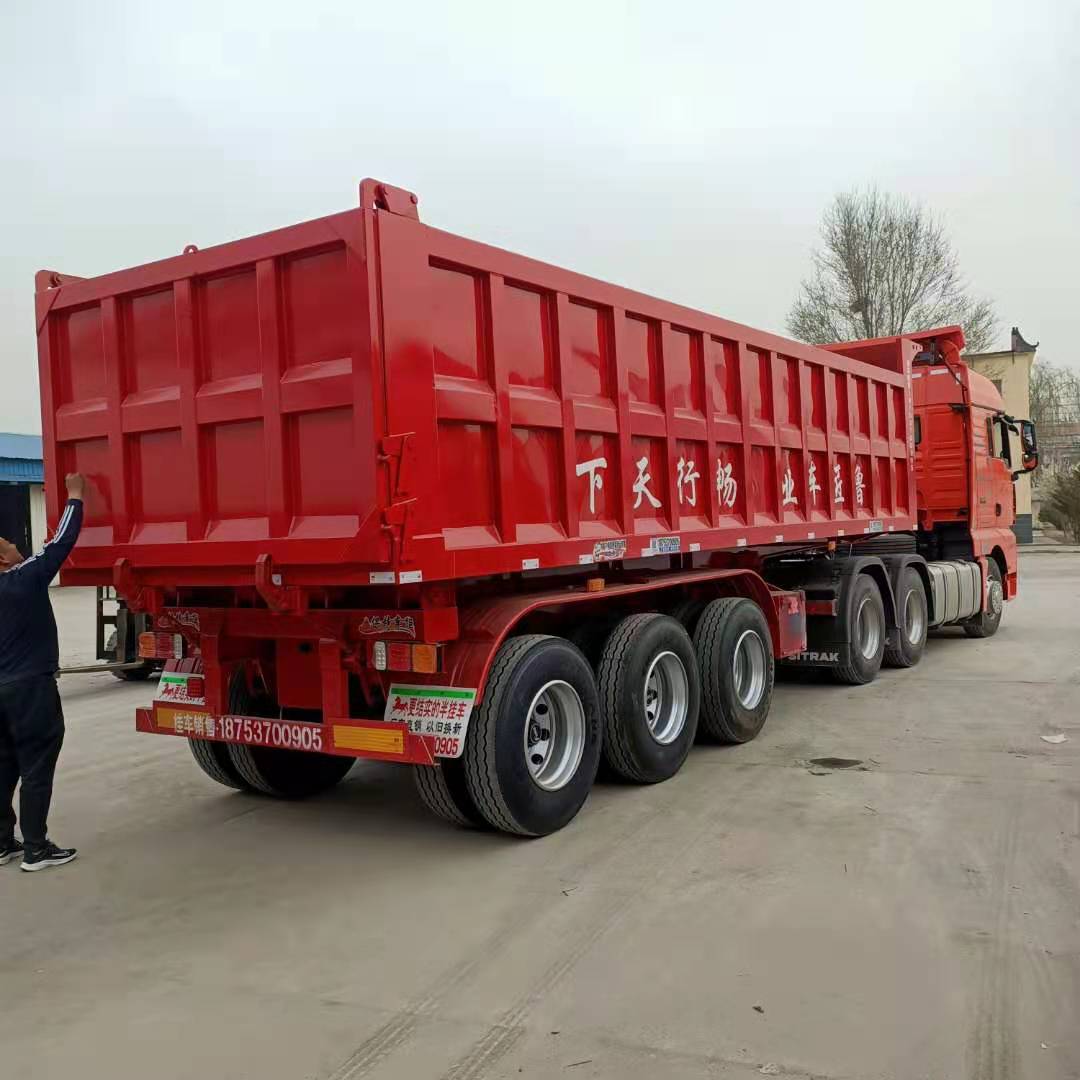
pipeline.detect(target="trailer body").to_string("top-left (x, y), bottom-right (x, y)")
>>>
top-left (38, 181), bottom-right (915, 590)
top-left (34, 182), bottom-right (1036, 835)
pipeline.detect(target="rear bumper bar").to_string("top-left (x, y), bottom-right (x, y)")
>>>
top-left (135, 705), bottom-right (436, 766)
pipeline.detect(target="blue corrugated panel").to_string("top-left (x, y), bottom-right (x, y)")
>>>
top-left (0, 458), bottom-right (44, 483)
top-left (0, 433), bottom-right (44, 484)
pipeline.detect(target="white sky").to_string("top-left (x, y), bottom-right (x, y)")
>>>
top-left (1, 0), bottom-right (1077, 434)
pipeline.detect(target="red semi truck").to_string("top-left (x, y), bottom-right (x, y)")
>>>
top-left (36, 180), bottom-right (1038, 836)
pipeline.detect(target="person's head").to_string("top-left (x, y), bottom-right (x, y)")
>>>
top-left (0, 537), bottom-right (24, 572)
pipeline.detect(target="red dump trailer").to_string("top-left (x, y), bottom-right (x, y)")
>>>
top-left (36, 180), bottom-right (1038, 835)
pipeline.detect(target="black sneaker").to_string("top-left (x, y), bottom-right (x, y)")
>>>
top-left (20, 841), bottom-right (77, 872)
top-left (0, 838), bottom-right (23, 866)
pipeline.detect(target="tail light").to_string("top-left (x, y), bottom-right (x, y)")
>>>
top-left (186, 676), bottom-right (205, 699)
top-left (370, 640), bottom-right (442, 674)
top-left (139, 632), bottom-right (184, 660)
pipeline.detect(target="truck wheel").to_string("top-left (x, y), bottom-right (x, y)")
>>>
top-left (189, 738), bottom-right (252, 791)
top-left (693, 598), bottom-right (774, 743)
top-left (884, 567), bottom-right (928, 668)
top-left (670, 598), bottom-right (705, 635)
top-left (597, 614), bottom-right (699, 782)
top-left (462, 635), bottom-right (601, 836)
top-left (833, 574), bottom-right (886, 685)
top-left (566, 616), bottom-right (619, 668)
top-left (105, 631), bottom-right (157, 681)
top-left (414, 759), bottom-right (488, 829)
top-left (963, 560), bottom-right (1004, 639)
top-left (228, 742), bottom-right (355, 799)
top-left (112, 663), bottom-right (156, 682)
top-left (224, 680), bottom-right (354, 798)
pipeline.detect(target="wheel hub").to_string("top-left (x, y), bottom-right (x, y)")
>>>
top-left (856, 595), bottom-right (882, 659)
top-left (904, 588), bottom-right (925, 644)
top-left (732, 629), bottom-right (766, 709)
top-left (524, 680), bottom-right (585, 791)
top-left (643, 651), bottom-right (689, 745)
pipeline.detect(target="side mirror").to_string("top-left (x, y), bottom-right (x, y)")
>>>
top-left (1019, 419), bottom-right (1038, 472)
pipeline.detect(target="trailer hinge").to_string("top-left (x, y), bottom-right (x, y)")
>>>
top-left (379, 432), bottom-right (416, 499)
top-left (359, 179), bottom-right (420, 220)
top-left (254, 554), bottom-right (307, 614)
top-left (379, 433), bottom-right (418, 564)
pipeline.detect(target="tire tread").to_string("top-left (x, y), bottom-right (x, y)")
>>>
top-left (694, 597), bottom-right (748, 742)
top-left (413, 764), bottom-right (480, 828)
top-left (189, 738), bottom-right (248, 790)
top-left (597, 613), bottom-right (662, 782)
top-left (462, 635), bottom-right (553, 836)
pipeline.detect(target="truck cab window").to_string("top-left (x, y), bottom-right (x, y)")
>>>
top-left (989, 415), bottom-right (1012, 466)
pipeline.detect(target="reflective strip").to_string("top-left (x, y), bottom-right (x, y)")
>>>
top-left (334, 725), bottom-right (405, 755)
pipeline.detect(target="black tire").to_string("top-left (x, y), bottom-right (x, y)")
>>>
top-left (963, 559), bottom-right (1004, 639)
top-left (833, 574), bottom-right (886, 685)
top-left (693, 598), bottom-right (774, 743)
top-left (413, 758), bottom-right (488, 829)
top-left (884, 567), bottom-right (928, 668)
top-left (112, 663), bottom-right (156, 682)
top-left (669, 598), bottom-right (706, 636)
top-left (462, 635), bottom-right (601, 837)
top-left (566, 616), bottom-right (619, 669)
top-left (597, 614), bottom-right (700, 783)
top-left (224, 678), bottom-right (354, 799)
top-left (189, 737), bottom-right (252, 791)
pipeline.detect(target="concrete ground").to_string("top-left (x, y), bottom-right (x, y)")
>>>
top-left (2, 556), bottom-right (1078, 1080)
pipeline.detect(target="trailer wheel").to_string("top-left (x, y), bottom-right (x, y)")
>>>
top-left (224, 680), bottom-right (354, 798)
top-left (693, 598), bottom-right (774, 743)
top-left (463, 635), bottom-right (601, 837)
top-left (963, 560), bottom-right (1004, 639)
top-left (884, 567), bottom-right (928, 668)
top-left (566, 616), bottom-right (619, 669)
top-left (833, 574), bottom-right (886, 685)
top-left (189, 738), bottom-right (252, 791)
top-left (413, 759), bottom-right (488, 829)
top-left (188, 675), bottom-right (253, 790)
top-left (670, 598), bottom-right (706, 636)
top-left (597, 614), bottom-right (699, 782)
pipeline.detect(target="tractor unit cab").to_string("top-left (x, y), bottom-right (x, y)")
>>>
top-left (909, 327), bottom-right (1037, 602)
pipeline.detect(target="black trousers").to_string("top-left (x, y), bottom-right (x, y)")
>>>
top-left (0, 675), bottom-right (65, 849)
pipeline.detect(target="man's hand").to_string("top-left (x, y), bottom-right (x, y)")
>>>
top-left (65, 473), bottom-right (86, 501)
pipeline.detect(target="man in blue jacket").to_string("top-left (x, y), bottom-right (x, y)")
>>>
top-left (0, 472), bottom-right (85, 872)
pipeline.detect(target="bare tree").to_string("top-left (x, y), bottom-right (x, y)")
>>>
top-left (1028, 359), bottom-right (1080, 428)
top-left (787, 189), bottom-right (997, 352)
top-left (1028, 359), bottom-right (1080, 478)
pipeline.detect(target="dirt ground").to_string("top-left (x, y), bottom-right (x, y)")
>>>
top-left (2, 554), bottom-right (1078, 1080)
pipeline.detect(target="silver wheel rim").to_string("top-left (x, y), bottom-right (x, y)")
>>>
top-left (856, 595), bottom-right (882, 659)
top-left (732, 630), bottom-right (766, 710)
top-left (988, 579), bottom-right (1003, 616)
top-left (643, 651), bottom-right (689, 745)
top-left (524, 680), bottom-right (585, 792)
top-left (904, 588), bottom-right (925, 645)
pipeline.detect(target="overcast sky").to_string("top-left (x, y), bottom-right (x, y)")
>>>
top-left (1, 0), bottom-right (1077, 434)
